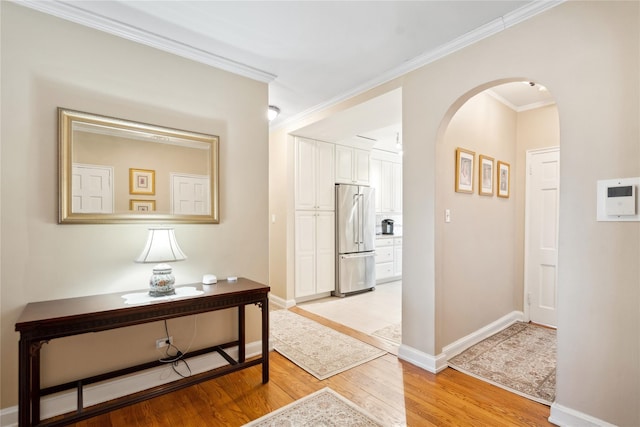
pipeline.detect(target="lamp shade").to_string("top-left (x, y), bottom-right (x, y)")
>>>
top-left (135, 228), bottom-right (187, 263)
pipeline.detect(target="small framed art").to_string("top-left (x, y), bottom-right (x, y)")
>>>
top-left (130, 199), bottom-right (156, 212)
top-left (455, 147), bottom-right (475, 193)
top-left (129, 168), bottom-right (155, 195)
top-left (479, 155), bottom-right (494, 196)
top-left (497, 161), bottom-right (511, 198)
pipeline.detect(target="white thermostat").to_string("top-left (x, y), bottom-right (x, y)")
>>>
top-left (597, 178), bottom-right (640, 221)
top-left (606, 185), bottom-right (635, 215)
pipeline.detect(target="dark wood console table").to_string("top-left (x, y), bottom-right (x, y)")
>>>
top-left (15, 278), bottom-right (269, 427)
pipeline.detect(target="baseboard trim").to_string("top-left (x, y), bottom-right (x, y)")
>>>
top-left (397, 344), bottom-right (448, 373)
top-left (268, 293), bottom-right (296, 309)
top-left (549, 402), bottom-right (618, 427)
top-left (394, 311), bottom-right (525, 375)
top-left (0, 340), bottom-right (265, 427)
top-left (442, 310), bottom-right (524, 360)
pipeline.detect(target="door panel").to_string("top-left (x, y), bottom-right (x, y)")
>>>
top-left (337, 252), bottom-right (375, 295)
top-left (360, 186), bottom-right (376, 251)
top-left (295, 212), bottom-right (316, 298)
top-left (525, 147), bottom-right (559, 327)
top-left (316, 142), bottom-right (335, 210)
top-left (171, 174), bottom-right (209, 214)
top-left (72, 164), bottom-right (114, 213)
top-left (295, 138), bottom-right (317, 210)
top-left (336, 184), bottom-right (359, 254)
top-left (316, 212), bottom-right (335, 293)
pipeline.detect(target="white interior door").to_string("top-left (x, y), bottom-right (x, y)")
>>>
top-left (72, 164), bottom-right (114, 213)
top-left (525, 147), bottom-right (560, 327)
top-left (171, 174), bottom-right (209, 214)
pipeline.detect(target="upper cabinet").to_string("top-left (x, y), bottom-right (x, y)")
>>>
top-left (391, 161), bottom-right (402, 213)
top-left (370, 153), bottom-right (402, 214)
top-left (335, 145), bottom-right (370, 185)
top-left (295, 137), bottom-right (335, 211)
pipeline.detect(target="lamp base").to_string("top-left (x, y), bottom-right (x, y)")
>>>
top-left (148, 263), bottom-right (176, 297)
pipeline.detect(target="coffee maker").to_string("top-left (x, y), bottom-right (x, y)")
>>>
top-left (381, 219), bottom-right (394, 235)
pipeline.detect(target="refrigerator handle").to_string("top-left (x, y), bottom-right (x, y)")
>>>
top-left (358, 194), bottom-right (364, 244)
top-left (353, 194), bottom-right (359, 244)
top-left (340, 252), bottom-right (375, 259)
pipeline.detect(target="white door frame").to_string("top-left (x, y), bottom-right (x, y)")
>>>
top-left (523, 146), bottom-right (560, 325)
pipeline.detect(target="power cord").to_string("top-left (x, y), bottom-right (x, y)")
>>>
top-left (159, 319), bottom-right (196, 378)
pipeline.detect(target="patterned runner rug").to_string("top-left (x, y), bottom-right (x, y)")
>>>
top-left (244, 387), bottom-right (384, 426)
top-left (371, 323), bottom-right (401, 344)
top-left (448, 322), bottom-right (556, 405)
top-left (271, 310), bottom-right (386, 380)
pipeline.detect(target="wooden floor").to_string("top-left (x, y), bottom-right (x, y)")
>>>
top-left (72, 308), bottom-right (552, 427)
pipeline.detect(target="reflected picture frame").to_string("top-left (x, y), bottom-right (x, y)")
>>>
top-left (130, 199), bottom-right (156, 212)
top-left (479, 155), bottom-right (494, 196)
top-left (129, 168), bottom-right (155, 195)
top-left (455, 147), bottom-right (475, 193)
top-left (497, 160), bottom-right (511, 198)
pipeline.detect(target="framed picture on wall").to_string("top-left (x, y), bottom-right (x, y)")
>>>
top-left (497, 161), bottom-right (511, 198)
top-left (129, 168), bottom-right (155, 195)
top-left (130, 199), bottom-right (156, 212)
top-left (455, 147), bottom-right (475, 193)
top-left (479, 155), bottom-right (494, 196)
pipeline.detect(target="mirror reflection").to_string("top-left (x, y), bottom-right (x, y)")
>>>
top-left (59, 108), bottom-right (219, 224)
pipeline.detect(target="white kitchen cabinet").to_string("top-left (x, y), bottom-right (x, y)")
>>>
top-left (371, 157), bottom-right (402, 214)
top-left (392, 162), bottom-right (402, 213)
top-left (380, 161), bottom-right (393, 212)
top-left (295, 211), bottom-right (335, 298)
top-left (295, 137), bottom-right (335, 211)
top-left (335, 145), bottom-right (370, 185)
top-left (376, 262), bottom-right (395, 281)
top-left (370, 159), bottom-right (382, 212)
top-left (375, 236), bottom-right (402, 283)
top-left (393, 237), bottom-right (403, 276)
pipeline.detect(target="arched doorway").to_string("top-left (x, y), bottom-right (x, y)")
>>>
top-left (433, 79), bottom-right (560, 402)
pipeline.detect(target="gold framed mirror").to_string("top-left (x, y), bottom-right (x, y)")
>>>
top-left (59, 108), bottom-right (219, 224)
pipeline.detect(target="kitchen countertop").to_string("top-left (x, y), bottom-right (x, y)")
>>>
top-left (375, 233), bottom-right (402, 238)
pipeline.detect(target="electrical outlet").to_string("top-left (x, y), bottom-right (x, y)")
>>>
top-left (156, 336), bottom-right (173, 349)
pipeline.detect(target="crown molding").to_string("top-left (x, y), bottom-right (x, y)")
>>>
top-left (274, 0), bottom-right (564, 131)
top-left (485, 89), bottom-right (556, 113)
top-left (11, 0), bottom-right (277, 84)
top-left (12, 0), bottom-right (562, 126)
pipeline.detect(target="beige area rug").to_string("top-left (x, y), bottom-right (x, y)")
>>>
top-left (271, 310), bottom-right (386, 380)
top-left (371, 323), bottom-right (401, 344)
top-left (244, 387), bottom-right (384, 426)
top-left (448, 322), bottom-right (556, 405)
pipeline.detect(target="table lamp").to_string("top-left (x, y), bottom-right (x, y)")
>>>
top-left (135, 227), bottom-right (187, 297)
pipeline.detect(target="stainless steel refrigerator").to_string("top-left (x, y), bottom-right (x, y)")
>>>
top-left (333, 184), bottom-right (376, 297)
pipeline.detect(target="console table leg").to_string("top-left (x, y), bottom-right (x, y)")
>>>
top-left (30, 341), bottom-right (44, 424)
top-left (238, 305), bottom-right (245, 363)
top-left (19, 339), bottom-right (45, 426)
top-left (261, 297), bottom-right (269, 383)
top-left (18, 338), bottom-right (30, 427)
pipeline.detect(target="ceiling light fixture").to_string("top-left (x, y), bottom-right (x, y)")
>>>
top-left (268, 105), bottom-right (280, 121)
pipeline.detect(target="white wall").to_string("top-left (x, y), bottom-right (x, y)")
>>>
top-left (271, 1), bottom-right (638, 425)
top-left (402, 2), bottom-right (639, 425)
top-left (1, 3), bottom-right (268, 407)
top-left (437, 92), bottom-right (519, 345)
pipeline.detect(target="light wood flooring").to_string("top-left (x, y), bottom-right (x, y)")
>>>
top-left (71, 307), bottom-right (552, 426)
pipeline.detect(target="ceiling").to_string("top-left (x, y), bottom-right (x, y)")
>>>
top-left (20, 0), bottom-right (558, 149)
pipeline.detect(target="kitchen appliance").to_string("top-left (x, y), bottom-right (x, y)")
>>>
top-left (334, 184), bottom-right (376, 297)
top-left (381, 219), bottom-right (394, 235)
